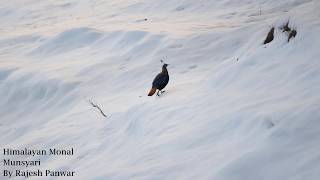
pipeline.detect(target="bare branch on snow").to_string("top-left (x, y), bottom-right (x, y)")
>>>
top-left (87, 99), bottom-right (107, 117)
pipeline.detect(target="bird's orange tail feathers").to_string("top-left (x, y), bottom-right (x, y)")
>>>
top-left (148, 88), bottom-right (157, 96)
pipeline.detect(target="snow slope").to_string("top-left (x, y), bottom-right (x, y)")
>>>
top-left (1, 0), bottom-right (320, 179)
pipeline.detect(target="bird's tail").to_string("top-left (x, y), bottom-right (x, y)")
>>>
top-left (148, 88), bottom-right (157, 96)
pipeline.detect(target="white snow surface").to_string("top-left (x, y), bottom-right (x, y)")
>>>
top-left (1, 0), bottom-right (320, 179)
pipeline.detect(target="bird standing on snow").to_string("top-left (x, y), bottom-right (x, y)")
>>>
top-left (148, 64), bottom-right (169, 96)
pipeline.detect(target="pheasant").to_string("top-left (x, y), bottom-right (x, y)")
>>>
top-left (148, 64), bottom-right (169, 96)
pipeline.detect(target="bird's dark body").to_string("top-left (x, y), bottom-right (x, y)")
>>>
top-left (152, 73), bottom-right (169, 90)
top-left (148, 64), bottom-right (169, 96)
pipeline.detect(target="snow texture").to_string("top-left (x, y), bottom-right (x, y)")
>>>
top-left (1, 0), bottom-right (320, 179)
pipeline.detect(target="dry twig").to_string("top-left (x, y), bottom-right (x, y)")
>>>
top-left (87, 99), bottom-right (107, 117)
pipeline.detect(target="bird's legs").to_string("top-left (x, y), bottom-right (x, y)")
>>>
top-left (157, 90), bottom-right (166, 96)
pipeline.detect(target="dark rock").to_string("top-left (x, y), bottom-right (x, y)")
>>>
top-left (288, 29), bottom-right (297, 42)
top-left (281, 21), bottom-right (291, 32)
top-left (264, 27), bottom-right (275, 44)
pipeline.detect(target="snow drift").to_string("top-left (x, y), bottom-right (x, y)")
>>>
top-left (0, 0), bottom-right (319, 179)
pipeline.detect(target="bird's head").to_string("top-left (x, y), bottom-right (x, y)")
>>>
top-left (163, 63), bottom-right (169, 68)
